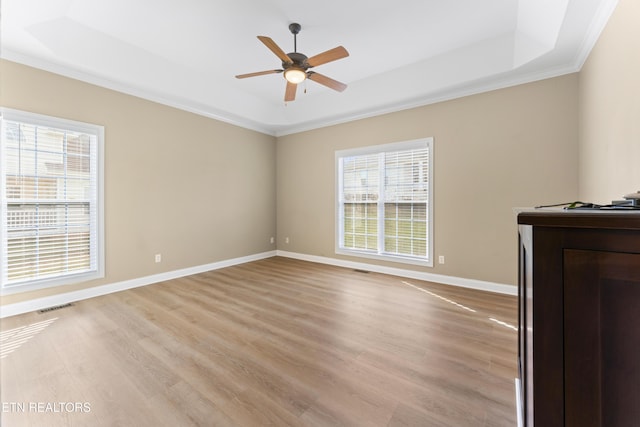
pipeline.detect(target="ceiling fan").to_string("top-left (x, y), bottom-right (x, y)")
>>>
top-left (235, 23), bottom-right (349, 102)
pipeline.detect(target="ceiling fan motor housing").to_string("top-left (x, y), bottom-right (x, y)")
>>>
top-left (284, 52), bottom-right (309, 70)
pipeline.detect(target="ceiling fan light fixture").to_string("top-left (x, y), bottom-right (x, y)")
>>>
top-left (284, 68), bottom-right (306, 84)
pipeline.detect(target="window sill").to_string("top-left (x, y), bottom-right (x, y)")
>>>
top-left (335, 248), bottom-right (433, 268)
top-left (0, 270), bottom-right (104, 296)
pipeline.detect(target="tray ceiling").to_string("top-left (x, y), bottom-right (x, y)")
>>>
top-left (1, 0), bottom-right (618, 135)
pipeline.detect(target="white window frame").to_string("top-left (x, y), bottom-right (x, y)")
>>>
top-left (0, 108), bottom-right (105, 295)
top-left (335, 138), bottom-right (434, 267)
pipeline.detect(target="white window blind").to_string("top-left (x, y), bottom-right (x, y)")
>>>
top-left (341, 152), bottom-right (379, 251)
top-left (336, 138), bottom-right (433, 266)
top-left (1, 109), bottom-right (104, 292)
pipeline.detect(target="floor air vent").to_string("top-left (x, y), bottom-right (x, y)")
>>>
top-left (354, 269), bottom-right (370, 274)
top-left (39, 303), bottom-right (73, 313)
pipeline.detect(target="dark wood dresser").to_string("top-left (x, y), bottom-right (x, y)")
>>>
top-left (517, 210), bottom-right (640, 427)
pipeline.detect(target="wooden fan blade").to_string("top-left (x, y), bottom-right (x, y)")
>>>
top-left (284, 81), bottom-right (297, 102)
top-left (258, 36), bottom-right (293, 64)
top-left (307, 46), bottom-right (349, 67)
top-left (235, 70), bottom-right (282, 79)
top-left (307, 72), bottom-right (347, 92)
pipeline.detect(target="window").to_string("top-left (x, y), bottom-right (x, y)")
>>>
top-left (336, 138), bottom-right (433, 266)
top-left (1, 109), bottom-right (104, 294)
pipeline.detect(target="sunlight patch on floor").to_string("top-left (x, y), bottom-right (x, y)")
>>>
top-left (0, 317), bottom-right (58, 359)
top-left (489, 317), bottom-right (518, 331)
top-left (401, 280), bottom-right (477, 312)
top-left (400, 280), bottom-right (517, 331)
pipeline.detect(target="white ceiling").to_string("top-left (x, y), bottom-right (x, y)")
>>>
top-left (2, 0), bottom-right (618, 136)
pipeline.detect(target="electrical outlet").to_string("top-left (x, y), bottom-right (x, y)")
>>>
top-left (438, 255), bottom-right (445, 264)
top-left (155, 254), bottom-right (162, 263)
top-left (270, 237), bottom-right (275, 244)
top-left (285, 237), bottom-right (290, 244)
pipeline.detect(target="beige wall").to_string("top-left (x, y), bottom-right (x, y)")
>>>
top-left (1, 2), bottom-right (632, 306)
top-left (2, 41), bottom-right (596, 304)
top-left (277, 75), bottom-right (579, 285)
top-left (579, 0), bottom-right (640, 203)
top-left (1, 60), bottom-right (277, 304)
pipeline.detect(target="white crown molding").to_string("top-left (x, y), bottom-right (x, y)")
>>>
top-left (0, 50), bottom-right (277, 137)
top-left (274, 62), bottom-right (580, 137)
top-left (572, 0), bottom-right (619, 70)
top-left (0, 49), bottom-right (583, 139)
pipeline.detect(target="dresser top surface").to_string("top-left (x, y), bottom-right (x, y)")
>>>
top-left (517, 208), bottom-right (640, 230)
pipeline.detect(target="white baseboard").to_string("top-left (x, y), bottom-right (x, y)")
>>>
top-left (276, 250), bottom-right (517, 296)
top-left (0, 250), bottom-right (277, 318)
top-left (1, 249), bottom-right (515, 318)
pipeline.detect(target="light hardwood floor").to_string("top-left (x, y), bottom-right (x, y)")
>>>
top-left (0, 257), bottom-right (517, 426)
